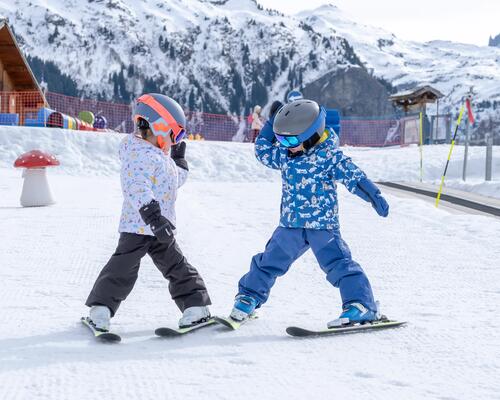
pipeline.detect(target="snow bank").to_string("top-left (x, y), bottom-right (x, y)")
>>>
top-left (0, 126), bottom-right (279, 182)
top-left (346, 145), bottom-right (500, 199)
top-left (0, 126), bottom-right (498, 197)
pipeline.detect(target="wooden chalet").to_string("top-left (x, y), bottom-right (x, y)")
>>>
top-left (0, 19), bottom-right (47, 125)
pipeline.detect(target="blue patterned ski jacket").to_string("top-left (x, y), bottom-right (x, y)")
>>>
top-left (255, 128), bottom-right (366, 230)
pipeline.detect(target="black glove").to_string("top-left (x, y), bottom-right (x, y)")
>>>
top-left (171, 141), bottom-right (188, 171)
top-left (139, 200), bottom-right (175, 243)
top-left (269, 100), bottom-right (283, 119)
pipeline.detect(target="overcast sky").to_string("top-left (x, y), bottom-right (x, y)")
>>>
top-left (257, 0), bottom-right (499, 46)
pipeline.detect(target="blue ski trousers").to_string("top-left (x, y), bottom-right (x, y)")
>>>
top-left (238, 227), bottom-right (376, 311)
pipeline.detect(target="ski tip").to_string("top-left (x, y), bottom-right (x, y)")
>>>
top-left (155, 327), bottom-right (182, 337)
top-left (97, 332), bottom-right (122, 342)
top-left (286, 326), bottom-right (314, 337)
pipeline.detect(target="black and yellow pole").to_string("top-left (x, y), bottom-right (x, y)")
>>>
top-left (419, 112), bottom-right (423, 182)
top-left (435, 105), bottom-right (465, 207)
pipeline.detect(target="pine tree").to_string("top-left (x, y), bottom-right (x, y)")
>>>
top-left (188, 89), bottom-right (196, 110)
top-left (280, 54), bottom-right (289, 71)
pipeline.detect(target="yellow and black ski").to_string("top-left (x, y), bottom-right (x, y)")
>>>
top-left (286, 318), bottom-right (406, 338)
top-left (214, 314), bottom-right (258, 330)
top-left (155, 318), bottom-right (217, 337)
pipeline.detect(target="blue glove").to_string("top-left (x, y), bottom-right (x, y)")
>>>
top-left (257, 118), bottom-right (276, 143)
top-left (355, 178), bottom-right (389, 217)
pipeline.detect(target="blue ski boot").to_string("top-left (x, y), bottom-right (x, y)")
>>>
top-left (230, 295), bottom-right (258, 322)
top-left (328, 302), bottom-right (380, 328)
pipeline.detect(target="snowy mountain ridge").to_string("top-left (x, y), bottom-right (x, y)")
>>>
top-left (299, 5), bottom-right (500, 114)
top-left (2, 0), bottom-right (499, 117)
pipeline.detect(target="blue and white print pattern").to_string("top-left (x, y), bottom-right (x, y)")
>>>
top-left (118, 134), bottom-right (187, 235)
top-left (255, 127), bottom-right (366, 230)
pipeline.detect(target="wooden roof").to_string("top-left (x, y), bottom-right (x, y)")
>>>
top-left (0, 19), bottom-right (45, 97)
top-left (390, 85), bottom-right (444, 109)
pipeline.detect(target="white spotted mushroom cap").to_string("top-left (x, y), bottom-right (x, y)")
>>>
top-left (14, 150), bottom-right (60, 169)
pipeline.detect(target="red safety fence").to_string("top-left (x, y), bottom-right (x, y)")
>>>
top-left (342, 118), bottom-right (398, 147)
top-left (0, 90), bottom-right (421, 146)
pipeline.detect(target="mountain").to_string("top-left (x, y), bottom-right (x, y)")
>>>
top-left (298, 5), bottom-right (500, 118)
top-left (2, 0), bottom-right (499, 119)
top-left (489, 34), bottom-right (500, 48)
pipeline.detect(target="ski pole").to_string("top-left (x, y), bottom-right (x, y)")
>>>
top-left (435, 105), bottom-right (465, 207)
top-left (419, 112), bottom-right (423, 182)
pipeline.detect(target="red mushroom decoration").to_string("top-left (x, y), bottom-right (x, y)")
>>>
top-left (14, 150), bottom-right (60, 207)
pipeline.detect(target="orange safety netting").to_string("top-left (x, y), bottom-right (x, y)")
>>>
top-left (0, 90), bottom-right (420, 146)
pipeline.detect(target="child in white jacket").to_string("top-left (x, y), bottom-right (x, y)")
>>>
top-left (85, 94), bottom-right (211, 331)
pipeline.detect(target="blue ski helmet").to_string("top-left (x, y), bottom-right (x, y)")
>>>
top-left (286, 90), bottom-right (303, 103)
top-left (273, 99), bottom-right (326, 148)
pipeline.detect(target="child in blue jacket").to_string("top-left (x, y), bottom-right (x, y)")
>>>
top-left (230, 99), bottom-right (389, 327)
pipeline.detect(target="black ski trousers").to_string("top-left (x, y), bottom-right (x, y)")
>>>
top-left (86, 233), bottom-right (211, 316)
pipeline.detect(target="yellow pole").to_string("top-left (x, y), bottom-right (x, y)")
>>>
top-left (419, 112), bottom-right (423, 182)
top-left (435, 106), bottom-right (465, 207)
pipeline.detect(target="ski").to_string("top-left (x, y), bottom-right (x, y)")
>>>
top-left (81, 316), bottom-right (121, 342)
top-left (155, 317), bottom-right (217, 337)
top-left (286, 318), bottom-right (406, 338)
top-left (214, 314), bottom-right (257, 331)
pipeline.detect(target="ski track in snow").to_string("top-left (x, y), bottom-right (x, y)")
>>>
top-left (1, 162), bottom-right (500, 399)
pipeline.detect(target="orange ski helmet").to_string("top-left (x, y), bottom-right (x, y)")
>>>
top-left (134, 93), bottom-right (187, 145)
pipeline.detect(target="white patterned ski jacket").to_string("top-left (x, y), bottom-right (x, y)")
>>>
top-left (118, 134), bottom-right (187, 235)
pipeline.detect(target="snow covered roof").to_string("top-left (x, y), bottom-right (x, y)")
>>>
top-left (389, 85), bottom-right (444, 109)
top-left (390, 85), bottom-right (444, 101)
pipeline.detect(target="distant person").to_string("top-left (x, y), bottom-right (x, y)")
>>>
top-left (84, 93), bottom-right (212, 335)
top-left (249, 105), bottom-right (264, 142)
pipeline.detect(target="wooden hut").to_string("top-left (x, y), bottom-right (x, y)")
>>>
top-left (390, 85), bottom-right (444, 143)
top-left (0, 19), bottom-right (47, 125)
top-left (389, 85), bottom-right (444, 113)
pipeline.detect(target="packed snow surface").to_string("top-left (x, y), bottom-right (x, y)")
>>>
top-left (1, 127), bottom-right (499, 399)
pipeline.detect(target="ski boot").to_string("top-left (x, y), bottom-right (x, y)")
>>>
top-left (89, 305), bottom-right (111, 331)
top-left (229, 294), bottom-right (258, 322)
top-left (327, 302), bottom-right (380, 328)
top-left (179, 306), bottom-right (211, 328)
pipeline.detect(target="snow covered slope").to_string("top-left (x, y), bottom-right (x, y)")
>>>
top-left (1, 127), bottom-right (500, 399)
top-left (2, 0), bottom-right (499, 117)
top-left (1, 126), bottom-right (498, 197)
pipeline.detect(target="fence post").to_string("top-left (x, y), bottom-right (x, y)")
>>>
top-left (446, 116), bottom-right (451, 143)
top-left (485, 134), bottom-right (493, 181)
top-left (462, 116), bottom-right (469, 181)
top-left (419, 112), bottom-right (423, 182)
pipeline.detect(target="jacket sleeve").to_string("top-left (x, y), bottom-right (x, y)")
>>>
top-left (254, 119), bottom-right (282, 170)
top-left (176, 166), bottom-right (188, 188)
top-left (328, 149), bottom-right (367, 193)
top-left (121, 151), bottom-right (158, 210)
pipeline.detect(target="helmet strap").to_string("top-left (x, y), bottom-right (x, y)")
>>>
top-left (303, 130), bottom-right (329, 151)
top-left (136, 118), bottom-right (151, 139)
top-left (288, 150), bottom-right (304, 158)
top-left (302, 133), bottom-right (321, 151)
